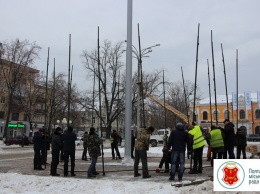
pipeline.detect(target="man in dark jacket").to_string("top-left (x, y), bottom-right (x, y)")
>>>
top-left (41, 130), bottom-right (51, 165)
top-left (50, 127), bottom-right (63, 176)
top-left (167, 123), bottom-right (189, 181)
top-left (221, 119), bottom-right (236, 159)
top-left (82, 132), bottom-right (89, 161)
top-left (235, 127), bottom-right (247, 159)
top-left (62, 126), bottom-right (77, 177)
top-left (131, 130), bottom-right (136, 158)
top-left (33, 129), bottom-right (44, 170)
top-left (110, 130), bottom-right (122, 159)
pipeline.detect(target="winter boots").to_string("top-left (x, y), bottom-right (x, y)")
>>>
top-left (188, 166), bottom-right (202, 174)
top-left (198, 166), bottom-right (203, 173)
top-left (142, 171), bottom-right (151, 178)
top-left (188, 167), bottom-right (198, 174)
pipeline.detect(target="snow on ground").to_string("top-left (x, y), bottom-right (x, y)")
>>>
top-left (0, 140), bottom-right (259, 194)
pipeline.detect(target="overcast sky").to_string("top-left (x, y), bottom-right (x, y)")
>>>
top-left (1, 0), bottom-right (260, 98)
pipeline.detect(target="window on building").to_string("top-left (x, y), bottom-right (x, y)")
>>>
top-left (36, 116), bottom-right (43, 122)
top-left (92, 117), bottom-right (95, 123)
top-left (0, 111), bottom-right (4, 119)
top-left (239, 110), bottom-right (245, 119)
top-left (1, 82), bottom-right (6, 92)
top-left (37, 104), bottom-right (41, 109)
top-left (0, 127), bottom-right (3, 133)
top-left (1, 96), bottom-right (6, 103)
top-left (255, 109), bottom-right (260, 119)
top-left (3, 68), bottom-right (8, 75)
top-left (23, 114), bottom-right (27, 121)
top-left (224, 110), bottom-right (230, 119)
top-left (213, 110), bottom-right (218, 121)
top-left (202, 111), bottom-right (208, 120)
top-left (11, 113), bottom-right (19, 121)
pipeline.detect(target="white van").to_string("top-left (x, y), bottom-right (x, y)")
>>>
top-left (75, 137), bottom-right (82, 146)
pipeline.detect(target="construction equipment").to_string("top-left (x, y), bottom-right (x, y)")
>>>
top-left (145, 92), bottom-right (188, 124)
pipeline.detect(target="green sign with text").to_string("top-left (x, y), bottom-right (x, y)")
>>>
top-left (8, 123), bottom-right (25, 128)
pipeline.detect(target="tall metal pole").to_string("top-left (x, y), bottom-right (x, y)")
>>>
top-left (45, 47), bottom-right (50, 129)
top-left (163, 70), bottom-right (166, 130)
top-left (137, 53), bottom-right (141, 130)
top-left (190, 23), bottom-right (200, 172)
top-left (124, 0), bottom-right (133, 161)
top-left (97, 27), bottom-right (105, 175)
top-left (91, 69), bottom-right (96, 127)
top-left (251, 101), bottom-right (254, 132)
top-left (181, 66), bottom-right (189, 123)
top-left (53, 58), bottom-right (56, 133)
top-left (192, 23), bottom-right (200, 123)
top-left (138, 23), bottom-right (145, 128)
top-left (207, 59), bottom-right (213, 128)
top-left (211, 31), bottom-right (218, 125)
top-left (44, 47), bottom-right (49, 170)
top-left (236, 49), bottom-right (239, 131)
top-left (221, 43), bottom-right (229, 119)
top-left (117, 71), bottom-right (120, 132)
top-left (67, 34), bottom-right (71, 129)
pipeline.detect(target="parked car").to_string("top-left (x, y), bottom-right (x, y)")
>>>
top-left (75, 137), bottom-right (82, 146)
top-left (4, 135), bottom-right (33, 146)
top-left (150, 128), bottom-right (171, 147)
top-left (246, 134), bottom-right (260, 142)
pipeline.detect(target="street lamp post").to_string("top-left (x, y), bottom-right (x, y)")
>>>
top-left (56, 120), bottom-right (60, 127)
top-left (124, 41), bottom-right (160, 129)
top-left (62, 118), bottom-right (67, 132)
top-left (131, 24), bottom-right (160, 128)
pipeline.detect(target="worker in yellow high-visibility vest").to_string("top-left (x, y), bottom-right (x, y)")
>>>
top-left (187, 122), bottom-right (205, 174)
top-left (209, 125), bottom-right (225, 167)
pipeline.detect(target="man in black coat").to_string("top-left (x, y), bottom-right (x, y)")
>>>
top-left (50, 127), bottom-right (63, 176)
top-left (131, 130), bottom-right (136, 158)
top-left (110, 130), bottom-right (122, 159)
top-left (33, 129), bottom-right (44, 170)
top-left (167, 123), bottom-right (189, 181)
top-left (235, 127), bottom-right (247, 159)
top-left (62, 126), bottom-right (77, 177)
top-left (221, 119), bottom-right (236, 159)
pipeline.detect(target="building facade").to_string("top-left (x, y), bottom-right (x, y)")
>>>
top-left (0, 59), bottom-right (45, 139)
top-left (194, 93), bottom-right (260, 134)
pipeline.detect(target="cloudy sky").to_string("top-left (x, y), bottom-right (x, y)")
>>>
top-left (1, 0), bottom-right (260, 98)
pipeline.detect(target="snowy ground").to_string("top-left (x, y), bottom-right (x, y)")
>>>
top-left (0, 140), bottom-right (259, 194)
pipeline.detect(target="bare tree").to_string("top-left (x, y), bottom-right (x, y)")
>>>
top-left (82, 40), bottom-right (125, 138)
top-left (46, 72), bottom-right (82, 133)
top-left (16, 72), bottom-right (45, 135)
top-left (0, 39), bottom-right (41, 139)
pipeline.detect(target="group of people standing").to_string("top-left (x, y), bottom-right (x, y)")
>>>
top-left (33, 118), bottom-right (246, 181)
top-left (207, 118), bottom-right (247, 167)
top-left (133, 118), bottom-right (246, 182)
top-left (33, 126), bottom-right (102, 178)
